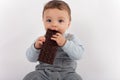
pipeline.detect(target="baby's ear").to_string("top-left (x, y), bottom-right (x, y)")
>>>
top-left (68, 21), bottom-right (71, 27)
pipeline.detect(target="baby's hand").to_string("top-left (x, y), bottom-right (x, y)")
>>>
top-left (51, 33), bottom-right (66, 47)
top-left (34, 36), bottom-right (45, 49)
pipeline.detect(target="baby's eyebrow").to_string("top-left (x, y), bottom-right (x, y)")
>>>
top-left (58, 17), bottom-right (65, 19)
top-left (45, 16), bottom-right (65, 20)
top-left (46, 16), bottom-right (52, 19)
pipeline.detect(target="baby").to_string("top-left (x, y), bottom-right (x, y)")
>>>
top-left (23, 0), bottom-right (84, 80)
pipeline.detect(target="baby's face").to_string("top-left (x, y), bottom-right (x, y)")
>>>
top-left (43, 8), bottom-right (70, 34)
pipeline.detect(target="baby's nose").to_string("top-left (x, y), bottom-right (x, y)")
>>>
top-left (50, 26), bottom-right (58, 31)
top-left (52, 21), bottom-right (58, 27)
top-left (51, 22), bottom-right (58, 30)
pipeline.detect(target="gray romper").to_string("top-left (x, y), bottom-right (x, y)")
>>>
top-left (23, 33), bottom-right (84, 80)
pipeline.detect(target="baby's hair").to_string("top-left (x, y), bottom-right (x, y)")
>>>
top-left (42, 0), bottom-right (71, 21)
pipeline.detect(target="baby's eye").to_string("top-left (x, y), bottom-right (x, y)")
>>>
top-left (46, 19), bottom-right (51, 22)
top-left (58, 20), bottom-right (64, 23)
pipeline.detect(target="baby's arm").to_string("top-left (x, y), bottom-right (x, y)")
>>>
top-left (62, 34), bottom-right (84, 60)
top-left (26, 43), bottom-right (40, 62)
top-left (26, 36), bottom-right (45, 62)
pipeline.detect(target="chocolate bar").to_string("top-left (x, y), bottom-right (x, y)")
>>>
top-left (38, 29), bottom-right (59, 64)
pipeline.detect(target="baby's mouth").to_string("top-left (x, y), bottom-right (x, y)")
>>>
top-left (47, 28), bottom-right (61, 34)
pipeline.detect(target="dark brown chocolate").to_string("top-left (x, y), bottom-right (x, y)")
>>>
top-left (38, 29), bottom-right (59, 64)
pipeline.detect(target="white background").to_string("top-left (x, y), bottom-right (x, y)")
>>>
top-left (0, 0), bottom-right (120, 80)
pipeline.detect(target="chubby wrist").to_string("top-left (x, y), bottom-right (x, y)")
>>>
top-left (30, 43), bottom-right (41, 53)
top-left (61, 40), bottom-right (70, 50)
top-left (61, 39), bottom-right (67, 47)
top-left (34, 43), bottom-right (41, 50)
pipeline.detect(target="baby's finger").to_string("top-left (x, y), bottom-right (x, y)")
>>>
top-left (56, 33), bottom-right (61, 36)
top-left (51, 37), bottom-right (57, 41)
top-left (38, 41), bottom-right (43, 46)
top-left (52, 35), bottom-right (58, 38)
top-left (38, 36), bottom-right (46, 42)
top-left (41, 37), bottom-right (46, 42)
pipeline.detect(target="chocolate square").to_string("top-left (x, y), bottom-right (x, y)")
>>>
top-left (38, 29), bottom-right (59, 64)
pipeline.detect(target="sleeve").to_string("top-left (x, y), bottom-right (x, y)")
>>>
top-left (26, 43), bottom-right (41, 62)
top-left (62, 34), bottom-right (84, 60)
